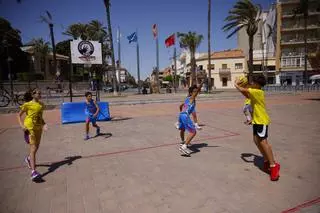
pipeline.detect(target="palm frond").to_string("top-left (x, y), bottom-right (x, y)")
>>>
top-left (222, 21), bottom-right (243, 32)
top-left (46, 10), bottom-right (52, 20)
top-left (226, 26), bottom-right (243, 39)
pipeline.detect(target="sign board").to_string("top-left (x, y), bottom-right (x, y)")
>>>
top-left (70, 40), bottom-right (102, 64)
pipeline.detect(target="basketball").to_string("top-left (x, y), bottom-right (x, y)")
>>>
top-left (237, 75), bottom-right (248, 87)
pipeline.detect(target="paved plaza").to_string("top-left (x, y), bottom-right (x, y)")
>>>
top-left (0, 92), bottom-right (319, 213)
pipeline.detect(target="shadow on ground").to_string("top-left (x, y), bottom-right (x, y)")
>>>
top-left (36, 156), bottom-right (82, 182)
top-left (241, 153), bottom-right (268, 174)
top-left (110, 117), bottom-right (132, 122)
top-left (305, 98), bottom-right (320, 102)
top-left (93, 132), bottom-right (112, 139)
top-left (189, 143), bottom-right (220, 154)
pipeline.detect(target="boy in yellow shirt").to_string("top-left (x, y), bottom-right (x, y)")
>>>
top-left (18, 88), bottom-right (47, 181)
top-left (235, 75), bottom-right (280, 181)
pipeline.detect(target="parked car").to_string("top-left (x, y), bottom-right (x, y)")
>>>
top-left (103, 86), bottom-right (114, 93)
top-left (120, 84), bottom-right (128, 91)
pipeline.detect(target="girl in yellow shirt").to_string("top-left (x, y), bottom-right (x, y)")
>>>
top-left (18, 88), bottom-right (47, 181)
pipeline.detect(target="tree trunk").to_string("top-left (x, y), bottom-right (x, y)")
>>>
top-left (303, 14), bottom-right (308, 85)
top-left (248, 35), bottom-right (254, 83)
top-left (207, 0), bottom-right (212, 92)
top-left (191, 51), bottom-right (196, 86)
top-left (49, 24), bottom-right (57, 78)
top-left (104, 0), bottom-right (118, 96)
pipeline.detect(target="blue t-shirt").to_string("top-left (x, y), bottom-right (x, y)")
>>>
top-left (181, 97), bottom-right (196, 115)
top-left (85, 100), bottom-right (97, 117)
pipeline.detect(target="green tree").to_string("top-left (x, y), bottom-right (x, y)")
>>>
top-left (87, 20), bottom-right (108, 42)
top-left (178, 31), bottom-right (203, 85)
top-left (63, 23), bottom-right (88, 40)
top-left (56, 39), bottom-right (72, 56)
top-left (163, 75), bottom-right (173, 82)
top-left (0, 17), bottom-right (27, 80)
top-left (222, 0), bottom-right (262, 83)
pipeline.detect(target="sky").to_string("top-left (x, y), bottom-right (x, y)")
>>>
top-left (0, 0), bottom-right (274, 80)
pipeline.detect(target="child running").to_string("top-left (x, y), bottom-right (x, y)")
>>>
top-left (234, 75), bottom-right (280, 181)
top-left (174, 91), bottom-right (202, 130)
top-left (84, 92), bottom-right (100, 140)
top-left (178, 82), bottom-right (204, 156)
top-left (18, 88), bottom-right (47, 180)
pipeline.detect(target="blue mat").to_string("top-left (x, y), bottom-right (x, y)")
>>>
top-left (61, 102), bottom-right (111, 124)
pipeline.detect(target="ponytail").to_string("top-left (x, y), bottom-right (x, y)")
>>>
top-left (23, 88), bottom-right (39, 102)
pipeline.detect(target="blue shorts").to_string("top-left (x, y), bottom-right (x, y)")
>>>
top-left (178, 113), bottom-right (196, 133)
top-left (243, 104), bottom-right (252, 113)
top-left (86, 116), bottom-right (97, 124)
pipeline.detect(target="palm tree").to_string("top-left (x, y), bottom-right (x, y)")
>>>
top-left (63, 23), bottom-right (88, 40)
top-left (40, 11), bottom-right (57, 77)
top-left (87, 20), bottom-right (107, 42)
top-left (178, 32), bottom-right (204, 86)
top-left (31, 38), bottom-right (50, 79)
top-left (207, 0), bottom-right (212, 92)
top-left (103, 0), bottom-right (118, 95)
top-left (222, 0), bottom-right (261, 83)
top-left (293, 0), bottom-right (309, 85)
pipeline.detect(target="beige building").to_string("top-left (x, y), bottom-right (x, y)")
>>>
top-left (276, 0), bottom-right (320, 85)
top-left (21, 45), bottom-right (69, 80)
top-left (196, 49), bottom-right (247, 89)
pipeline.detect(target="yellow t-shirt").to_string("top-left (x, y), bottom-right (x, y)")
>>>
top-left (20, 101), bottom-right (45, 130)
top-left (244, 98), bottom-right (251, 105)
top-left (248, 88), bottom-right (270, 125)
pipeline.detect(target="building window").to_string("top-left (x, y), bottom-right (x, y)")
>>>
top-left (222, 64), bottom-right (228, 69)
top-left (222, 77), bottom-right (228, 87)
top-left (207, 64), bottom-right (215, 70)
top-left (235, 63), bottom-right (243, 69)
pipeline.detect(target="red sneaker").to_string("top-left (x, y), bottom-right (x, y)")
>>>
top-left (270, 163), bottom-right (280, 181)
top-left (263, 161), bottom-right (270, 173)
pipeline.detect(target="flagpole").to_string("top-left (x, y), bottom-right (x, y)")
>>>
top-left (117, 26), bottom-right (121, 93)
top-left (155, 25), bottom-right (160, 93)
top-left (156, 33), bottom-right (160, 93)
top-left (173, 44), bottom-right (177, 93)
top-left (136, 30), bottom-right (141, 94)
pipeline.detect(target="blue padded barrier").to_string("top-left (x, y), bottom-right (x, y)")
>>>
top-left (61, 102), bottom-right (111, 124)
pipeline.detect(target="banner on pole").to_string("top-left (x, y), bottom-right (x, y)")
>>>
top-left (70, 40), bottom-right (102, 64)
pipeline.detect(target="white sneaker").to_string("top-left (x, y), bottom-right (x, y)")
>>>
top-left (179, 144), bottom-right (191, 156)
top-left (195, 123), bottom-right (202, 130)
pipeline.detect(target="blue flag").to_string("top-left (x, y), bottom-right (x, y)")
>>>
top-left (127, 32), bottom-right (137, 43)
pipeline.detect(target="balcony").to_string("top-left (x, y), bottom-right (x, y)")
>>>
top-left (280, 0), bottom-right (318, 5)
top-left (281, 38), bottom-right (320, 45)
top-left (281, 55), bottom-right (311, 69)
top-left (219, 68), bottom-right (231, 75)
top-left (282, 11), bottom-right (320, 18)
top-left (281, 24), bottom-right (320, 32)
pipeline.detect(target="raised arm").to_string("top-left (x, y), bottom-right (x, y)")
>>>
top-left (190, 81), bottom-right (204, 103)
top-left (234, 80), bottom-right (249, 98)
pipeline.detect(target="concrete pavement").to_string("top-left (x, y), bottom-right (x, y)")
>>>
top-left (0, 92), bottom-right (319, 213)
